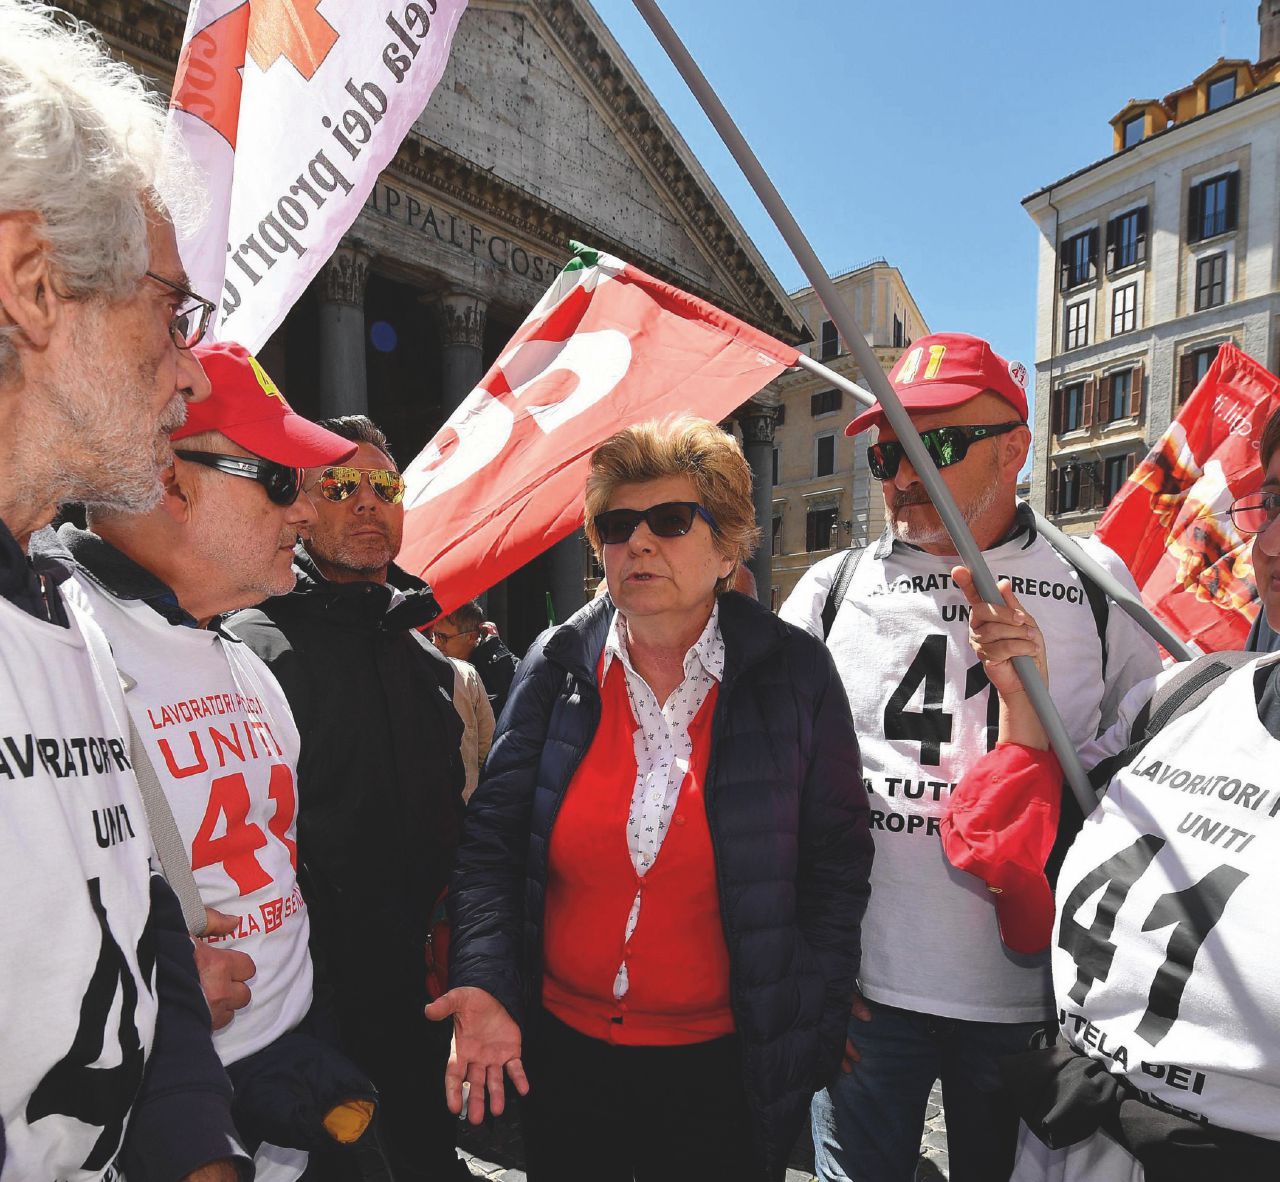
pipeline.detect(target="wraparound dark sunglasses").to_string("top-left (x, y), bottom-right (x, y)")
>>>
top-left (868, 422), bottom-right (1026, 481)
top-left (593, 501), bottom-right (720, 545)
top-left (174, 450), bottom-right (303, 505)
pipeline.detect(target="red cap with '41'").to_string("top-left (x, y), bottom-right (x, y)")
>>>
top-left (845, 332), bottom-right (1030, 437)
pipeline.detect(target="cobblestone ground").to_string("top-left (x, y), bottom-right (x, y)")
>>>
top-left (457, 1079), bottom-right (950, 1181)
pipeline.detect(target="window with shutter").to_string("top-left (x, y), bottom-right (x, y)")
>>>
top-left (1060, 229), bottom-right (1098, 289)
top-left (1048, 467), bottom-right (1059, 515)
top-left (1106, 209), bottom-right (1146, 273)
top-left (1195, 253), bottom-right (1227, 310)
top-left (1098, 375), bottom-right (1114, 424)
top-left (815, 434), bottom-right (835, 478)
top-left (1082, 378), bottom-right (1096, 428)
top-left (1129, 363), bottom-right (1145, 417)
top-left (1051, 386), bottom-right (1064, 435)
top-left (820, 320), bottom-right (839, 360)
top-left (1065, 300), bottom-right (1089, 349)
top-left (1189, 173), bottom-right (1237, 242)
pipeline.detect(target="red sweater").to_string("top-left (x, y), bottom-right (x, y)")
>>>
top-left (542, 659), bottom-right (734, 1045)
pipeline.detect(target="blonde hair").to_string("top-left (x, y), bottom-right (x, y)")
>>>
top-left (584, 415), bottom-right (760, 593)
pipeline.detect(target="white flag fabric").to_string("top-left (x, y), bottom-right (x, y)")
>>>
top-left (169, 0), bottom-right (468, 350)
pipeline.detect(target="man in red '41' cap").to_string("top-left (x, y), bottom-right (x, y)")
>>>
top-left (780, 332), bottom-right (1161, 1181)
top-left (35, 341), bottom-right (374, 1179)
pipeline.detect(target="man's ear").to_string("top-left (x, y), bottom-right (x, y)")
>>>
top-left (0, 213), bottom-right (60, 352)
top-left (159, 461), bottom-right (193, 523)
top-left (1003, 425), bottom-right (1032, 479)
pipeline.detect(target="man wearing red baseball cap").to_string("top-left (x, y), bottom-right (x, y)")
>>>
top-left (35, 342), bottom-right (372, 1179)
top-left (780, 332), bottom-right (1160, 1181)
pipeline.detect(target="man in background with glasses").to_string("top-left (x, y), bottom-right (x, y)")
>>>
top-left (0, 4), bottom-right (251, 1178)
top-left (780, 332), bottom-right (1161, 1182)
top-left (36, 341), bottom-right (366, 1178)
top-left (433, 599), bottom-right (521, 719)
top-left (231, 415), bottom-right (472, 1181)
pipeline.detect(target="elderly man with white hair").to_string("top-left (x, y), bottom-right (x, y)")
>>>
top-left (0, 3), bottom-right (246, 1179)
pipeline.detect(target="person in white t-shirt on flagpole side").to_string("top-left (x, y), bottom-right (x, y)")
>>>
top-left (951, 405), bottom-right (1280, 1182)
top-left (779, 332), bottom-right (1162, 1182)
top-left (38, 341), bottom-right (380, 1181)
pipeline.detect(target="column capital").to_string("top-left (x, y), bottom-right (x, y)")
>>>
top-left (320, 239), bottom-right (374, 308)
top-left (432, 290), bottom-right (489, 349)
top-left (735, 400), bottom-right (777, 446)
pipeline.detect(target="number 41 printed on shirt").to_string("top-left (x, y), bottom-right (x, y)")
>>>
top-left (190, 764), bottom-right (297, 895)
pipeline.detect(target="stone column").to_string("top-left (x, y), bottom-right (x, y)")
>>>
top-left (736, 401), bottom-right (777, 603)
top-left (434, 290), bottom-right (488, 416)
top-left (317, 240), bottom-right (373, 418)
top-left (545, 530), bottom-right (587, 626)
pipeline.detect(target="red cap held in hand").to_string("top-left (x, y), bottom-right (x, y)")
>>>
top-left (940, 745), bottom-right (1061, 956)
top-left (175, 341), bottom-right (355, 467)
top-left (845, 332), bottom-right (1030, 437)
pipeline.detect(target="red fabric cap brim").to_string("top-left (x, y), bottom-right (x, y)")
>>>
top-left (217, 411), bottom-right (356, 467)
top-left (844, 381), bottom-right (990, 437)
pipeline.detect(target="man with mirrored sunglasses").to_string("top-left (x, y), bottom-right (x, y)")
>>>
top-left (34, 340), bottom-right (373, 1179)
top-left (231, 415), bottom-right (472, 1181)
top-left (780, 331), bottom-right (1161, 1182)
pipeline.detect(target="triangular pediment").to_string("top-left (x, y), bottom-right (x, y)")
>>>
top-left (411, 0), bottom-right (802, 341)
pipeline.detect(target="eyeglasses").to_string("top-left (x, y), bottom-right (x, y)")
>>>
top-left (431, 627), bottom-right (480, 643)
top-left (309, 465), bottom-right (406, 505)
top-left (145, 271), bottom-right (216, 350)
top-left (593, 501), bottom-right (720, 545)
top-left (174, 450), bottom-right (303, 505)
top-left (868, 422), bottom-right (1025, 481)
top-left (1228, 490), bottom-right (1280, 535)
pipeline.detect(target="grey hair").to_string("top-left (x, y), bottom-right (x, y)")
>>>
top-left (0, 1), bottom-right (203, 374)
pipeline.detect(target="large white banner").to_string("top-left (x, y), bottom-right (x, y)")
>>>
top-left (169, 0), bottom-right (468, 351)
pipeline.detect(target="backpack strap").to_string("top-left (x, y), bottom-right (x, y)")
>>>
top-left (1077, 566), bottom-right (1110, 680)
top-left (821, 547), bottom-right (864, 640)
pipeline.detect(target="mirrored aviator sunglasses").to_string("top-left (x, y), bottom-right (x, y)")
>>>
top-left (314, 465), bottom-right (406, 505)
top-left (593, 500), bottom-right (719, 545)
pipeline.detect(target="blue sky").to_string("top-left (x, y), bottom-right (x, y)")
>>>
top-left (590, 0), bottom-right (1262, 385)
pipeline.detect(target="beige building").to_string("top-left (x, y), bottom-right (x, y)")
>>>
top-left (75, 0), bottom-right (803, 650)
top-left (764, 261), bottom-right (929, 608)
top-left (1023, 3), bottom-right (1280, 533)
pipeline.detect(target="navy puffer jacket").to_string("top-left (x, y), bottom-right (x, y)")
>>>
top-left (448, 591), bottom-right (872, 1172)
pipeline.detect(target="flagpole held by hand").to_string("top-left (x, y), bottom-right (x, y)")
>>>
top-left (629, 0), bottom-right (1096, 814)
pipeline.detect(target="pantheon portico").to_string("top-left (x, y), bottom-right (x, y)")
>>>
top-left (73, 0), bottom-right (803, 649)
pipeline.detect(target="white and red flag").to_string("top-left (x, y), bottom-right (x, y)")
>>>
top-left (1094, 343), bottom-right (1280, 653)
top-left (398, 244), bottom-right (798, 613)
top-left (168, 0), bottom-right (467, 350)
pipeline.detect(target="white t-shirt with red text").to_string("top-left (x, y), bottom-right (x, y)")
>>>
top-left (66, 574), bottom-right (313, 1066)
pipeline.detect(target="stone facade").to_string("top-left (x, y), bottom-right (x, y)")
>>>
top-left (1023, 32), bottom-right (1280, 535)
top-left (71, 0), bottom-right (803, 649)
top-left (763, 262), bottom-right (928, 608)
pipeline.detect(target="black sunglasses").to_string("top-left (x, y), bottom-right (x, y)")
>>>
top-left (1229, 490), bottom-right (1280, 535)
top-left (174, 450), bottom-right (303, 506)
top-left (145, 271), bottom-right (216, 350)
top-left (593, 501), bottom-right (720, 545)
top-left (868, 422), bottom-right (1025, 481)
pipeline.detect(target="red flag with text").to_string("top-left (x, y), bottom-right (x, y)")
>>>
top-left (398, 245), bottom-right (798, 614)
top-left (1094, 343), bottom-right (1280, 652)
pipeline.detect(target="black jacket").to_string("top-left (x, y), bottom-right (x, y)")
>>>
top-left (470, 632), bottom-right (519, 719)
top-left (229, 553), bottom-right (464, 996)
top-left (448, 591), bottom-right (872, 1172)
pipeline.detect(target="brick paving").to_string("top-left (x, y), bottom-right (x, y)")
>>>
top-left (455, 1078), bottom-right (950, 1181)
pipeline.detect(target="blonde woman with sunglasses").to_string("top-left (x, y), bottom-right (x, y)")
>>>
top-left (432, 415), bottom-right (872, 1182)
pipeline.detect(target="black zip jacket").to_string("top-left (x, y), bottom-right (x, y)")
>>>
top-left (448, 591), bottom-right (872, 1173)
top-left (228, 553), bottom-right (464, 997)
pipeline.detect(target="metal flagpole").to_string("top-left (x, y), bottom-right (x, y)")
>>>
top-left (795, 355), bottom-right (1201, 662)
top-left (632, 0), bottom-right (1096, 812)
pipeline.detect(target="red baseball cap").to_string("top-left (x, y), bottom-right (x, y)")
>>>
top-left (940, 746), bottom-right (1061, 956)
top-left (845, 332), bottom-right (1030, 437)
top-left (173, 341), bottom-right (356, 467)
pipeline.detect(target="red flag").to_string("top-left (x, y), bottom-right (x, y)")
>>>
top-left (1094, 343), bottom-right (1280, 652)
top-left (398, 245), bottom-right (798, 614)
